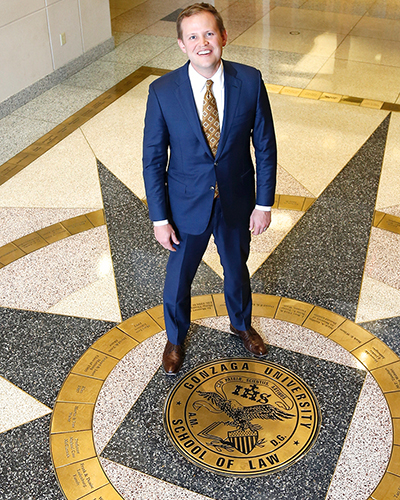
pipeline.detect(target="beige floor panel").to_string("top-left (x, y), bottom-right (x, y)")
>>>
top-left (366, 0), bottom-right (400, 20)
top-left (0, 129), bottom-right (102, 209)
top-left (264, 6), bottom-right (362, 34)
top-left (0, 227), bottom-right (111, 312)
top-left (81, 76), bottom-right (159, 201)
top-left (110, 0), bottom-right (148, 10)
top-left (349, 16), bottom-right (400, 41)
top-left (376, 114), bottom-right (400, 211)
top-left (269, 93), bottom-right (388, 196)
top-left (384, 205), bottom-right (400, 218)
top-left (146, 45), bottom-right (189, 71)
top-left (307, 57), bottom-right (400, 102)
top-left (300, 0), bottom-right (375, 15)
top-left (100, 458), bottom-right (209, 500)
top-left (219, 0), bottom-right (274, 22)
top-left (93, 331), bottom-right (166, 454)
top-left (276, 164), bottom-right (314, 197)
top-left (335, 36), bottom-right (400, 67)
top-left (325, 372), bottom-right (391, 500)
top-left (222, 19), bottom-right (258, 44)
top-left (113, 31), bottom-right (136, 46)
top-left (232, 22), bottom-right (345, 57)
top-left (214, 0), bottom-right (239, 12)
top-left (0, 376), bottom-right (51, 433)
top-left (112, 7), bottom-right (165, 33)
top-left (356, 276), bottom-right (400, 323)
top-left (0, 207), bottom-right (92, 247)
top-left (48, 274), bottom-right (122, 323)
top-left (110, 8), bottom-right (127, 19)
top-left (141, 20), bottom-right (179, 38)
top-left (365, 228), bottom-right (400, 291)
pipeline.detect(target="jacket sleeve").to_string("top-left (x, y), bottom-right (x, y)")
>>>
top-left (142, 83), bottom-right (170, 222)
top-left (251, 71), bottom-right (277, 207)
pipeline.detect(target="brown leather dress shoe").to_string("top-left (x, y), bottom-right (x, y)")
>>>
top-left (230, 324), bottom-right (268, 358)
top-left (162, 340), bottom-right (184, 375)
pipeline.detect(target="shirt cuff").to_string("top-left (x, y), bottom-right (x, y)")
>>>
top-left (153, 219), bottom-right (169, 226)
top-left (255, 205), bottom-right (272, 212)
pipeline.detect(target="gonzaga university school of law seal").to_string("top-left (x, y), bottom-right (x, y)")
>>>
top-left (164, 358), bottom-right (321, 476)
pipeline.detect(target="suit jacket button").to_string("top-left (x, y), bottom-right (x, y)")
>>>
top-left (210, 186), bottom-right (215, 190)
top-left (214, 161), bottom-right (218, 166)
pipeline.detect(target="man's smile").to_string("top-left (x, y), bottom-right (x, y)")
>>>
top-left (178, 11), bottom-right (227, 78)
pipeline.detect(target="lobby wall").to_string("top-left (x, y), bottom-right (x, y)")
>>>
top-left (0, 0), bottom-right (113, 112)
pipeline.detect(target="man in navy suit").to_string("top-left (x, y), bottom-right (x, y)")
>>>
top-left (143, 3), bottom-right (277, 374)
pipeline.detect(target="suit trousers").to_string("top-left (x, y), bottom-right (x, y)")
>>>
top-left (163, 197), bottom-right (252, 345)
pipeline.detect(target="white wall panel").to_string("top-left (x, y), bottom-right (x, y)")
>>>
top-left (47, 0), bottom-right (83, 69)
top-left (79, 0), bottom-right (112, 52)
top-left (0, 11), bottom-right (53, 102)
top-left (0, 0), bottom-right (45, 29)
top-left (0, 0), bottom-right (112, 105)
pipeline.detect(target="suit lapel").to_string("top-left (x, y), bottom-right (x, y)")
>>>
top-left (173, 61), bottom-right (242, 160)
top-left (216, 61), bottom-right (241, 160)
top-left (174, 64), bottom-right (213, 158)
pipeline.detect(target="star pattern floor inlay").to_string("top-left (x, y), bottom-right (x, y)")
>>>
top-left (2, 1), bottom-right (400, 499)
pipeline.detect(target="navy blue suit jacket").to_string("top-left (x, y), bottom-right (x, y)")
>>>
top-left (143, 60), bottom-right (277, 235)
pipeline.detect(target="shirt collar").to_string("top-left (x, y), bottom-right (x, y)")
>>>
top-left (188, 61), bottom-right (224, 93)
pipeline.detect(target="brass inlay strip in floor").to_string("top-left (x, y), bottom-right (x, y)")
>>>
top-left (0, 67), bottom-right (169, 187)
top-left (143, 194), bottom-right (317, 212)
top-left (266, 84), bottom-right (400, 113)
top-left (0, 209), bottom-right (105, 269)
top-left (374, 211), bottom-right (400, 235)
top-left (2, 66), bottom-right (399, 190)
top-left (50, 293), bottom-right (400, 500)
top-left (1, 205), bottom-right (398, 271)
top-left (0, 195), bottom-right (317, 270)
top-left (273, 194), bottom-right (315, 211)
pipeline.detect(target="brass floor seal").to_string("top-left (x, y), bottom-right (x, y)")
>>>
top-left (164, 357), bottom-right (321, 476)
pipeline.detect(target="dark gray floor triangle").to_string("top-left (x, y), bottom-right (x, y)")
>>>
top-left (251, 114), bottom-right (391, 320)
top-left (97, 161), bottom-right (223, 321)
top-left (0, 415), bottom-right (64, 500)
top-left (0, 307), bottom-right (115, 407)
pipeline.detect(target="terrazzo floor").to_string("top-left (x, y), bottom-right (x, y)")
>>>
top-left (1, 0), bottom-right (400, 499)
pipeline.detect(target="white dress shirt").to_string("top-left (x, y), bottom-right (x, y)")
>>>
top-left (189, 60), bottom-right (225, 130)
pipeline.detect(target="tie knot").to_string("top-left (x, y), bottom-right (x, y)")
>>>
top-left (206, 80), bottom-right (213, 91)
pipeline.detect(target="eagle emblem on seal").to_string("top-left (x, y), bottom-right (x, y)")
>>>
top-left (194, 389), bottom-right (294, 454)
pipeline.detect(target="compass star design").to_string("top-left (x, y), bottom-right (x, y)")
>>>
top-left (0, 64), bottom-right (397, 500)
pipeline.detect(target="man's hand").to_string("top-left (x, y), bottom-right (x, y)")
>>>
top-left (154, 224), bottom-right (180, 251)
top-left (249, 209), bottom-right (271, 236)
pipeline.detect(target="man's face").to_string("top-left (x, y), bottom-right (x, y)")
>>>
top-left (178, 11), bottom-right (227, 78)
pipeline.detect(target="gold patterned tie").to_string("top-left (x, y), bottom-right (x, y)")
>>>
top-left (202, 80), bottom-right (220, 196)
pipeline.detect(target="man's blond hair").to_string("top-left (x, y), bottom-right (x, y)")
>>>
top-left (177, 3), bottom-right (226, 40)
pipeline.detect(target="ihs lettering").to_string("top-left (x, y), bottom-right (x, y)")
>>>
top-left (231, 383), bottom-right (271, 404)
